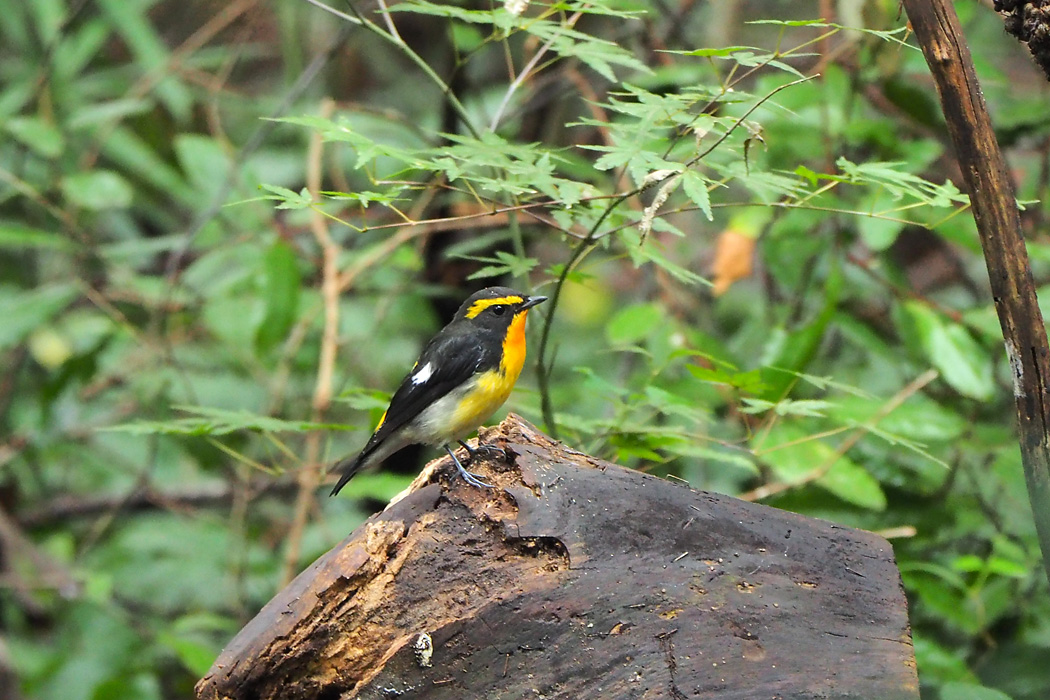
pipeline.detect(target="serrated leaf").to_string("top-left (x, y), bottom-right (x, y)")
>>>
top-left (387, 0), bottom-right (496, 24)
top-left (461, 251), bottom-right (539, 281)
top-left (688, 365), bottom-right (766, 393)
top-left (673, 46), bottom-right (756, 57)
top-left (682, 170), bottom-right (713, 221)
top-left (258, 184), bottom-right (313, 210)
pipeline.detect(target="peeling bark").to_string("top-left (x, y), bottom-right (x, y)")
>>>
top-left (197, 415), bottom-right (918, 700)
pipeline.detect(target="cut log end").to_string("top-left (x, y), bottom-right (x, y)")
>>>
top-left (197, 414), bottom-right (919, 700)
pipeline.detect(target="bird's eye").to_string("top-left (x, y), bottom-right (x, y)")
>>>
top-left (491, 305), bottom-right (507, 316)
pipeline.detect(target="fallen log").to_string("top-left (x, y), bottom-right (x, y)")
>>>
top-left (197, 414), bottom-right (918, 700)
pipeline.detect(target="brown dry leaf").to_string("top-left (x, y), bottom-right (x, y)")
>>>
top-left (711, 228), bottom-right (756, 296)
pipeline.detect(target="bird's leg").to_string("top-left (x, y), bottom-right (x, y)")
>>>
top-left (444, 444), bottom-right (493, 488)
top-left (458, 439), bottom-right (508, 463)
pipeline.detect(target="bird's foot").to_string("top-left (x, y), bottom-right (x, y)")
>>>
top-left (445, 444), bottom-right (493, 488)
top-left (457, 439), bottom-right (509, 463)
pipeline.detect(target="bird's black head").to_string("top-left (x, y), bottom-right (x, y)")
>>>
top-left (453, 286), bottom-right (548, 328)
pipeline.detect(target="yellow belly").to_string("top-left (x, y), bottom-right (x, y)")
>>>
top-left (447, 369), bottom-right (518, 438)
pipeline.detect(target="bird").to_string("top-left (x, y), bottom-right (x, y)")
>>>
top-left (329, 286), bottom-right (548, 496)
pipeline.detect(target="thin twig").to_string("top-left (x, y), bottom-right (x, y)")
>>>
top-left (739, 369), bottom-right (939, 502)
top-left (490, 9), bottom-right (587, 131)
top-left (282, 99), bottom-right (340, 586)
top-left (374, 0), bottom-right (403, 42)
top-left (16, 482), bottom-right (300, 527)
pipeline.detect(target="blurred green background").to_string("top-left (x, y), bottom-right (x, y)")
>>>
top-left (3, 1), bottom-right (1050, 698)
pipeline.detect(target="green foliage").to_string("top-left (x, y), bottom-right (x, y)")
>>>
top-left (3, 1), bottom-right (1050, 699)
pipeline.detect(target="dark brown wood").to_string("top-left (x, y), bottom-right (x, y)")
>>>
top-left (197, 415), bottom-right (917, 700)
top-left (903, 0), bottom-right (1050, 586)
top-left (995, 1), bottom-right (1050, 82)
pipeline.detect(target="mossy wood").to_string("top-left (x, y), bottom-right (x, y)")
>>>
top-left (197, 415), bottom-right (918, 700)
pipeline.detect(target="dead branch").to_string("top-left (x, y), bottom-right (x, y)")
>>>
top-left (197, 415), bottom-right (918, 700)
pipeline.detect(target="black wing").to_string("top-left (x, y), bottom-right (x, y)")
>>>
top-left (329, 325), bottom-right (500, 496)
top-left (360, 326), bottom-right (495, 455)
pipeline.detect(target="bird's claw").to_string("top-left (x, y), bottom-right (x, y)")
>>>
top-left (458, 440), bottom-right (508, 463)
top-left (445, 444), bottom-right (493, 488)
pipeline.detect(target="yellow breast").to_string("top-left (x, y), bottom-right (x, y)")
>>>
top-left (448, 310), bottom-right (530, 438)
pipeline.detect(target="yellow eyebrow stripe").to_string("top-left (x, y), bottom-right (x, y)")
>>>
top-left (465, 296), bottom-right (523, 319)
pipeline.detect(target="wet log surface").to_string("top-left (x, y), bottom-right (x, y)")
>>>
top-left (197, 414), bottom-right (918, 700)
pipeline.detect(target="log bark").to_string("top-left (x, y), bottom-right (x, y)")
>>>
top-left (196, 414), bottom-right (918, 700)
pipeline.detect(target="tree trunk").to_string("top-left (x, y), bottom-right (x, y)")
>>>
top-left (197, 414), bottom-right (918, 700)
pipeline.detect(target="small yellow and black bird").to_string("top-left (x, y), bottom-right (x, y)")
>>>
top-left (329, 286), bottom-right (547, 496)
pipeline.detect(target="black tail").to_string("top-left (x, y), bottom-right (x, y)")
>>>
top-left (328, 452), bottom-right (365, 497)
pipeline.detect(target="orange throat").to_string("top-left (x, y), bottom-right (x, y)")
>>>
top-left (446, 309), bottom-right (532, 439)
top-left (501, 310), bottom-right (529, 380)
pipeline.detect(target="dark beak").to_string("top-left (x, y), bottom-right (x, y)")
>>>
top-left (521, 295), bottom-right (548, 310)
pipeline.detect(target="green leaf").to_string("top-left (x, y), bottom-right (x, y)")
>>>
top-left (461, 251), bottom-right (539, 281)
top-left (5, 116), bottom-right (64, 157)
top-left (67, 98), bottom-right (153, 129)
top-left (528, 22), bottom-right (650, 82)
top-left (387, 0), bottom-right (497, 24)
top-left (904, 301), bottom-right (994, 400)
top-left (830, 394), bottom-right (966, 443)
top-left (675, 45), bottom-right (756, 57)
top-left (760, 424), bottom-right (886, 511)
top-left (940, 682), bottom-right (1013, 700)
top-left (682, 170), bottom-right (714, 221)
top-left (61, 171), bottom-right (133, 210)
top-left (174, 134), bottom-right (230, 194)
top-left (96, 0), bottom-right (192, 121)
top-left (91, 673), bottom-right (162, 700)
top-left (0, 224), bottom-right (75, 251)
top-left (104, 405), bottom-right (348, 436)
top-left (606, 303), bottom-right (664, 345)
top-left (688, 365), bottom-right (767, 393)
top-left (258, 184), bottom-right (313, 210)
top-left (820, 457), bottom-right (887, 511)
top-left (836, 157), bottom-right (968, 207)
top-left (740, 398), bottom-right (834, 417)
top-left (28, 0), bottom-right (64, 44)
top-left (755, 262), bottom-right (842, 400)
top-left (254, 241), bottom-right (301, 352)
top-left (102, 126), bottom-right (197, 206)
top-left (0, 283), bottom-right (79, 351)
top-left (167, 635), bottom-right (218, 677)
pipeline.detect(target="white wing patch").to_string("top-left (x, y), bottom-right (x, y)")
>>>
top-left (411, 362), bottom-right (434, 385)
